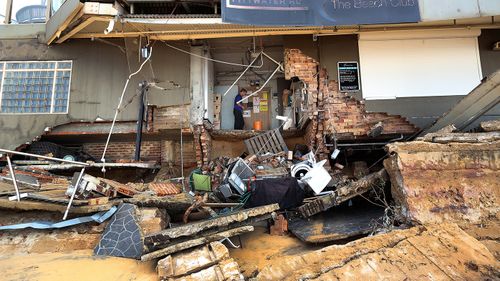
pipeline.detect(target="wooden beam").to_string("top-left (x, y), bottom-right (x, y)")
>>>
top-left (0, 197), bottom-right (115, 214)
top-left (141, 226), bottom-right (254, 261)
top-left (69, 22), bottom-right (500, 42)
top-left (143, 204), bottom-right (279, 253)
top-left (71, 28), bottom-right (326, 40)
top-left (46, 1), bottom-right (84, 44)
top-left (56, 16), bottom-right (97, 44)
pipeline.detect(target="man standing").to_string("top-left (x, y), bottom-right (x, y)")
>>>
top-left (234, 88), bottom-right (247, 130)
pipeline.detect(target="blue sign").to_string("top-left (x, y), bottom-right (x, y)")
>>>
top-left (222, 0), bottom-right (421, 26)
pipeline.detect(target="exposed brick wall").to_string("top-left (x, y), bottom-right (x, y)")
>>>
top-left (83, 141), bottom-right (161, 162)
top-left (160, 140), bottom-right (196, 166)
top-left (193, 125), bottom-right (212, 170)
top-left (150, 104), bottom-right (190, 132)
top-left (285, 48), bottom-right (418, 160)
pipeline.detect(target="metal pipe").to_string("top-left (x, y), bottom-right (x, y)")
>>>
top-left (0, 148), bottom-right (89, 166)
top-left (238, 63), bottom-right (282, 104)
top-left (6, 156), bottom-right (20, 201)
top-left (63, 167), bottom-right (85, 220)
top-left (262, 52), bottom-right (282, 69)
top-left (203, 50), bottom-right (209, 119)
top-left (135, 82), bottom-right (147, 161)
top-left (222, 52), bottom-right (262, 97)
top-left (336, 134), bottom-right (405, 147)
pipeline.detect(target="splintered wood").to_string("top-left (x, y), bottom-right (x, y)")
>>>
top-left (284, 49), bottom-right (418, 160)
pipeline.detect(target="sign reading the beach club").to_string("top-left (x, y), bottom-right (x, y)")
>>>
top-left (222, 0), bottom-right (421, 26)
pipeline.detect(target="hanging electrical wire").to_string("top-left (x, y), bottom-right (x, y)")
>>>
top-left (125, 21), bottom-right (265, 69)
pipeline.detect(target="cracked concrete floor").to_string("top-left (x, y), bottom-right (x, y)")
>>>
top-left (256, 223), bottom-right (499, 280)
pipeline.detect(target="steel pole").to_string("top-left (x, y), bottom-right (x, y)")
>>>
top-left (63, 167), bottom-right (85, 220)
top-left (6, 155), bottom-right (20, 201)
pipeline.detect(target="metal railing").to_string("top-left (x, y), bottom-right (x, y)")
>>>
top-left (0, 148), bottom-right (89, 220)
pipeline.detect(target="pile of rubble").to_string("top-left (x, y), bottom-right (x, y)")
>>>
top-left (0, 107), bottom-right (498, 279)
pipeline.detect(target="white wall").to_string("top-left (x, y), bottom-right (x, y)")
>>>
top-left (359, 29), bottom-right (483, 100)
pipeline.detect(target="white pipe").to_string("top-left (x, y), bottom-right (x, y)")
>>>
top-left (63, 167), bottom-right (85, 220)
top-left (6, 156), bottom-right (20, 202)
top-left (0, 148), bottom-right (89, 166)
top-left (222, 53), bottom-right (262, 97)
top-left (262, 52), bottom-right (283, 70)
top-left (238, 63), bottom-right (282, 104)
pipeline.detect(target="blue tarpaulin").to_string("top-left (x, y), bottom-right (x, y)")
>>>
top-left (222, 0), bottom-right (421, 26)
top-left (0, 206), bottom-right (117, 230)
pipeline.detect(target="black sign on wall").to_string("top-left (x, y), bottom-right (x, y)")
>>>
top-left (222, 0), bottom-right (421, 26)
top-left (338, 62), bottom-right (360, 92)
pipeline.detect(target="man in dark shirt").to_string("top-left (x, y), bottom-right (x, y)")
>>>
top-left (234, 88), bottom-right (247, 130)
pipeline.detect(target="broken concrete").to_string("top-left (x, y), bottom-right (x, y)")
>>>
top-left (157, 241), bottom-right (230, 279)
top-left (481, 120), bottom-right (500, 132)
top-left (256, 224), bottom-right (499, 280)
top-left (137, 207), bottom-right (169, 236)
top-left (384, 141), bottom-right (499, 225)
top-left (171, 258), bottom-right (243, 281)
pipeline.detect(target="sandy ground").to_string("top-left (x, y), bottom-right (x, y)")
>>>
top-left (229, 225), bottom-right (322, 278)
top-left (0, 250), bottom-right (158, 281)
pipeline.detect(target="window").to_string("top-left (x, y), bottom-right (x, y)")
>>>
top-left (10, 0), bottom-right (47, 24)
top-left (0, 61), bottom-right (72, 114)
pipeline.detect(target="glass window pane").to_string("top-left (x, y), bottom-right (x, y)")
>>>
top-left (57, 61), bottom-right (72, 69)
top-left (51, 0), bottom-right (68, 15)
top-left (1, 60), bottom-right (71, 114)
top-left (11, 0), bottom-right (47, 24)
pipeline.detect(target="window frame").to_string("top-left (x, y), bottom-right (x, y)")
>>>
top-left (0, 60), bottom-right (73, 115)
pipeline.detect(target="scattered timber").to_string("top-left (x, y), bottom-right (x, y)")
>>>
top-left (123, 193), bottom-right (193, 214)
top-left (0, 197), bottom-right (116, 214)
top-left (141, 226), bottom-right (254, 261)
top-left (16, 162), bottom-right (160, 171)
top-left (298, 169), bottom-right (388, 218)
top-left (143, 203), bottom-right (279, 253)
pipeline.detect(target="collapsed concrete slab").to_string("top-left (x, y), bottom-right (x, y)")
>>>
top-left (256, 224), bottom-right (498, 280)
top-left (157, 241), bottom-right (230, 279)
top-left (384, 140), bottom-right (499, 225)
top-left (143, 204), bottom-right (279, 254)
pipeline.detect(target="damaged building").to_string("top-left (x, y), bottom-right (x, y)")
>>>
top-left (0, 0), bottom-right (499, 280)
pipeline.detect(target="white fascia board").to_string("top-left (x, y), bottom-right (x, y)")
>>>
top-left (122, 18), bottom-right (225, 25)
top-left (359, 28), bottom-right (482, 41)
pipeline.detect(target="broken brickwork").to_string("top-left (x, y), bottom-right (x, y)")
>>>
top-left (193, 125), bottom-right (212, 170)
top-left (285, 49), bottom-right (418, 159)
